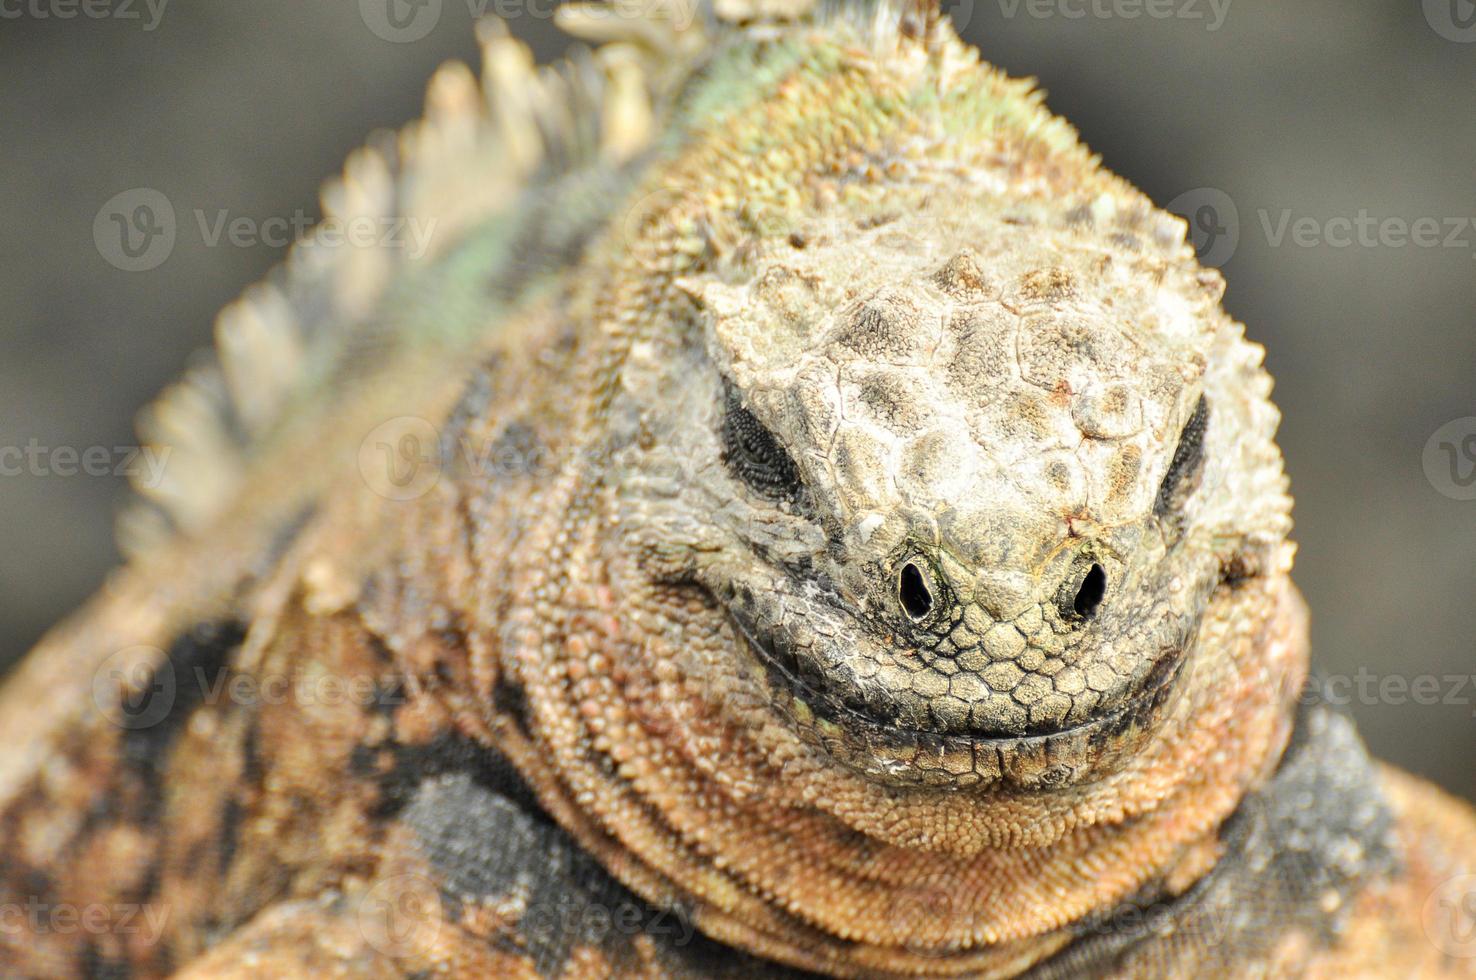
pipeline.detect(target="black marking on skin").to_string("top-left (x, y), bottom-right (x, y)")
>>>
top-left (441, 359), bottom-right (498, 474)
top-left (402, 773), bottom-right (820, 978)
top-left (365, 632), bottom-right (396, 665)
top-left (1021, 690), bottom-right (1397, 978)
top-left (492, 674), bottom-right (532, 737)
top-left (78, 944), bottom-right (132, 980)
top-left (120, 619), bottom-right (248, 816)
top-left (217, 797), bottom-right (245, 874)
top-left (405, 773), bottom-right (652, 973)
top-left (21, 866), bottom-right (55, 900)
top-left (360, 730), bottom-right (547, 825)
top-left (480, 421), bottom-right (548, 481)
top-left (67, 851), bottom-right (171, 977)
top-left (373, 676), bottom-right (408, 715)
top-left (240, 717), bottom-right (264, 784)
top-left (1218, 550), bottom-right (1260, 589)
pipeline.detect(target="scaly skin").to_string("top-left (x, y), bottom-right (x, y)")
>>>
top-left (1, 4), bottom-right (1473, 977)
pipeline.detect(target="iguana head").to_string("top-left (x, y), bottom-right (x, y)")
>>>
top-left (615, 192), bottom-right (1291, 793)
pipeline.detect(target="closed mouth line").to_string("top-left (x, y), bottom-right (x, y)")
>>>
top-left (731, 613), bottom-right (1187, 748)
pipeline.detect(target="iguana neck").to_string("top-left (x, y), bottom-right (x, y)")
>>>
top-left (466, 492), bottom-right (1307, 977)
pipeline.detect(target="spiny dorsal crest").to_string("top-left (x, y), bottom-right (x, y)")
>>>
top-left (120, 0), bottom-right (872, 556)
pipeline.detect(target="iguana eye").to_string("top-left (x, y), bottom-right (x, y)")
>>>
top-left (721, 389), bottom-right (802, 501)
top-left (1155, 394), bottom-right (1210, 516)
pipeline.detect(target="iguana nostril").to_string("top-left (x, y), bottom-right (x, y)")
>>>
top-left (1073, 564), bottom-right (1108, 619)
top-left (899, 562), bottom-right (933, 620)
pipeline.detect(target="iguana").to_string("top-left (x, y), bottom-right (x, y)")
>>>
top-left (2, 1), bottom-right (1473, 976)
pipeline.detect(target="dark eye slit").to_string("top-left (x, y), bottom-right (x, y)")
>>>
top-left (1155, 394), bottom-right (1209, 516)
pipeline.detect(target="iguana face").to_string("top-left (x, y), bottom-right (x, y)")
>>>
top-left (617, 195), bottom-right (1288, 792)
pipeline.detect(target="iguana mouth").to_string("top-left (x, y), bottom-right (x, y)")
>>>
top-left (731, 612), bottom-right (1189, 788)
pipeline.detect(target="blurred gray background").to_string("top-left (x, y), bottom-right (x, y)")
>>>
top-left (1, 1), bottom-right (1473, 801)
